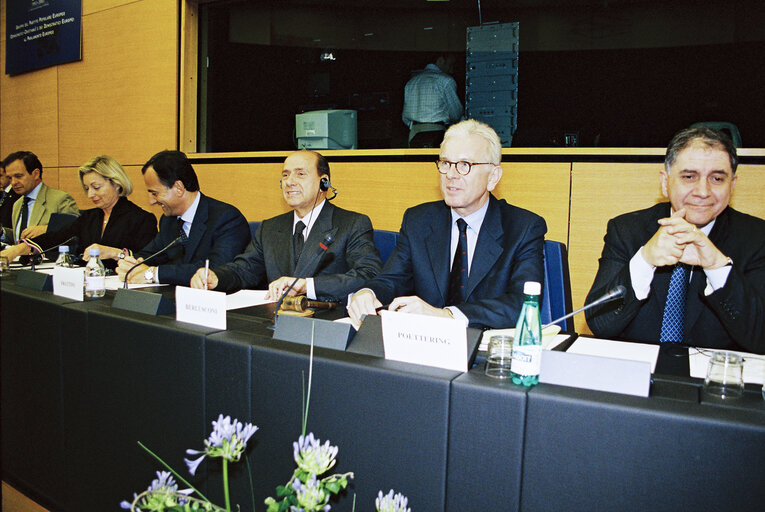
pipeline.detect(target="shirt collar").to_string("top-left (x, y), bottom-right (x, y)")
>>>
top-left (180, 192), bottom-right (201, 224)
top-left (26, 182), bottom-right (43, 201)
top-left (293, 199), bottom-right (326, 238)
top-left (451, 197), bottom-right (490, 233)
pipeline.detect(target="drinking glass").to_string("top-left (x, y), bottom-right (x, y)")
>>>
top-left (703, 351), bottom-right (744, 399)
top-left (485, 335), bottom-right (513, 379)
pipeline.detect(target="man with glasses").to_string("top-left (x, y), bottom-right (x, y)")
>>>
top-left (348, 119), bottom-right (546, 329)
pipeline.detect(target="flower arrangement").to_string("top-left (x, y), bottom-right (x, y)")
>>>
top-left (121, 328), bottom-right (411, 511)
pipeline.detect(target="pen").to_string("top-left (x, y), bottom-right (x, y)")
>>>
top-left (204, 259), bottom-right (209, 290)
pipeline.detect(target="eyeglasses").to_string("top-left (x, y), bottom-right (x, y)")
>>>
top-left (435, 160), bottom-right (495, 176)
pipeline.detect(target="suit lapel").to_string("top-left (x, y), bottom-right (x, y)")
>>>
top-left (296, 203), bottom-right (337, 277)
top-left (465, 196), bottom-right (503, 300)
top-left (425, 203), bottom-right (452, 301)
top-left (28, 183), bottom-right (47, 226)
top-left (183, 195), bottom-right (208, 262)
top-left (273, 213), bottom-right (294, 276)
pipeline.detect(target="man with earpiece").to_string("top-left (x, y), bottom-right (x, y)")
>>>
top-left (191, 150), bottom-right (383, 302)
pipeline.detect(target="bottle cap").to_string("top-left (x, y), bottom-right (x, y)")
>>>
top-left (523, 281), bottom-right (541, 295)
top-left (89, 248), bottom-right (100, 257)
top-left (59, 245), bottom-right (69, 253)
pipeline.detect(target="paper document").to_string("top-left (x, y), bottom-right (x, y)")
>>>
top-left (479, 325), bottom-right (565, 352)
top-left (225, 289), bottom-right (275, 310)
top-left (104, 275), bottom-right (168, 290)
top-left (688, 348), bottom-right (765, 384)
top-left (567, 337), bottom-right (660, 373)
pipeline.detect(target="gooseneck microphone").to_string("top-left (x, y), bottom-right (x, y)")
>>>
top-left (272, 233), bottom-right (335, 327)
top-left (542, 285), bottom-right (626, 330)
top-left (25, 236), bottom-right (80, 270)
top-left (123, 234), bottom-right (188, 289)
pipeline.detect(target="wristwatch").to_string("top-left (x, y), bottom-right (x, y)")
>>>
top-left (144, 266), bottom-right (155, 283)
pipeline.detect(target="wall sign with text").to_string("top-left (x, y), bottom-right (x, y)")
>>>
top-left (5, 0), bottom-right (82, 76)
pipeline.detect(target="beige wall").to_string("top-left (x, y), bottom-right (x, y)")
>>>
top-left (2, 1), bottom-right (763, 335)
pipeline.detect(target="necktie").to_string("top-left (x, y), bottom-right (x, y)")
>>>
top-left (177, 216), bottom-right (185, 237)
top-left (660, 263), bottom-right (690, 343)
top-left (293, 221), bottom-right (306, 267)
top-left (446, 218), bottom-right (468, 306)
top-left (18, 196), bottom-right (31, 237)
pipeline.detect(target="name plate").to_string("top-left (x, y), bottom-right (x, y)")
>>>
top-left (175, 286), bottom-right (226, 329)
top-left (53, 267), bottom-right (84, 301)
top-left (540, 350), bottom-right (651, 397)
top-left (380, 310), bottom-right (467, 372)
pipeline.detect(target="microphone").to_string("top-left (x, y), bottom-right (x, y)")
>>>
top-left (23, 236), bottom-right (80, 269)
top-left (272, 234), bottom-right (335, 327)
top-left (123, 233), bottom-right (188, 288)
top-left (542, 285), bottom-right (626, 330)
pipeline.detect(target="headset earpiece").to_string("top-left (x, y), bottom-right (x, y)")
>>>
top-left (319, 176), bottom-right (331, 191)
top-left (279, 179), bottom-right (282, 189)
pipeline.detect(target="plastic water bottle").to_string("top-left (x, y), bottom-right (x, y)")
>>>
top-left (84, 248), bottom-right (106, 298)
top-left (55, 245), bottom-right (76, 268)
top-left (511, 281), bottom-right (542, 387)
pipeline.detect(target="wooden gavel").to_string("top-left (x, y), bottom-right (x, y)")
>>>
top-left (280, 295), bottom-right (337, 313)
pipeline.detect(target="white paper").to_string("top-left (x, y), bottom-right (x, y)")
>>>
top-left (688, 348), bottom-right (765, 385)
top-left (175, 286), bottom-right (227, 330)
top-left (52, 267), bottom-right (84, 301)
top-left (225, 289), bottom-right (275, 310)
top-left (567, 337), bottom-right (660, 373)
top-left (104, 275), bottom-right (169, 290)
top-left (380, 310), bottom-right (467, 372)
top-left (479, 325), bottom-right (565, 352)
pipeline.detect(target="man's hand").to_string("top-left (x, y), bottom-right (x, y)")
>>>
top-left (0, 243), bottom-right (31, 262)
top-left (116, 256), bottom-right (150, 283)
top-left (266, 276), bottom-right (306, 300)
top-left (642, 209), bottom-right (689, 267)
top-left (20, 224), bottom-right (47, 239)
top-left (388, 296), bottom-right (454, 319)
top-left (190, 267), bottom-right (219, 290)
top-left (347, 289), bottom-right (382, 328)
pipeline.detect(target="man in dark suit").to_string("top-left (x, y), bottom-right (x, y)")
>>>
top-left (586, 126), bottom-right (765, 354)
top-left (347, 119), bottom-right (547, 329)
top-left (191, 150), bottom-right (382, 302)
top-left (0, 159), bottom-right (21, 236)
top-left (116, 150), bottom-right (250, 285)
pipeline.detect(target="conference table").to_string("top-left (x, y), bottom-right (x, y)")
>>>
top-left (1, 273), bottom-right (763, 512)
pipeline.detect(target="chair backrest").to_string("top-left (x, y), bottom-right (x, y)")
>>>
top-left (373, 229), bottom-right (399, 264)
top-left (248, 221), bottom-right (261, 239)
top-left (542, 240), bottom-right (574, 331)
top-left (47, 212), bottom-right (78, 234)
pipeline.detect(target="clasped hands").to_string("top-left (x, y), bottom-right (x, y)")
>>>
top-left (641, 208), bottom-right (729, 270)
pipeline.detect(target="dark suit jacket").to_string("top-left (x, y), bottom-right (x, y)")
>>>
top-left (364, 195), bottom-right (547, 329)
top-left (214, 202), bottom-right (382, 301)
top-left (26, 197), bottom-right (157, 270)
top-left (0, 188), bottom-right (21, 229)
top-left (137, 194), bottom-right (250, 285)
top-left (585, 203), bottom-right (765, 354)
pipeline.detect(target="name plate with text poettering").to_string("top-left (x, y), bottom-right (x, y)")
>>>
top-left (175, 286), bottom-right (227, 330)
top-left (380, 310), bottom-right (468, 372)
top-left (52, 267), bottom-right (84, 301)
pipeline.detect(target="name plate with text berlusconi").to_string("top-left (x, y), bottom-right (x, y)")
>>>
top-left (175, 286), bottom-right (227, 330)
top-left (52, 266), bottom-right (84, 301)
top-left (380, 310), bottom-right (468, 372)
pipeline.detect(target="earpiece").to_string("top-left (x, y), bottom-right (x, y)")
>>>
top-left (319, 176), bottom-right (331, 191)
top-left (279, 179), bottom-right (282, 189)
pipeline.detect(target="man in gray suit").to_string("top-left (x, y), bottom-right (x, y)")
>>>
top-left (191, 150), bottom-right (382, 302)
top-left (4, 151), bottom-right (78, 242)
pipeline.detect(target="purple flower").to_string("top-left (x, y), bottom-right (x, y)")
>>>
top-left (120, 471), bottom-right (193, 510)
top-left (185, 414), bottom-right (258, 475)
top-left (375, 489), bottom-right (411, 512)
top-left (290, 474), bottom-right (331, 512)
top-left (293, 433), bottom-right (338, 476)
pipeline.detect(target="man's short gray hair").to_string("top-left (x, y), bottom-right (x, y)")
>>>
top-left (441, 119), bottom-right (502, 165)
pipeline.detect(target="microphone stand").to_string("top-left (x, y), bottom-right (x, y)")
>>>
top-left (542, 285), bottom-right (626, 330)
top-left (123, 234), bottom-right (186, 289)
top-left (272, 235), bottom-right (335, 329)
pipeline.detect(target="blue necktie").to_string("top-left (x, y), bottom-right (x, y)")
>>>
top-left (447, 218), bottom-right (468, 306)
top-left (660, 263), bottom-right (690, 343)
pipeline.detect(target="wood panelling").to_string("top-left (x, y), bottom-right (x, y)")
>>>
top-left (83, 0), bottom-right (142, 15)
top-left (729, 164), bottom-right (765, 220)
top-left (57, 1), bottom-right (178, 167)
top-left (569, 162), bottom-right (665, 334)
